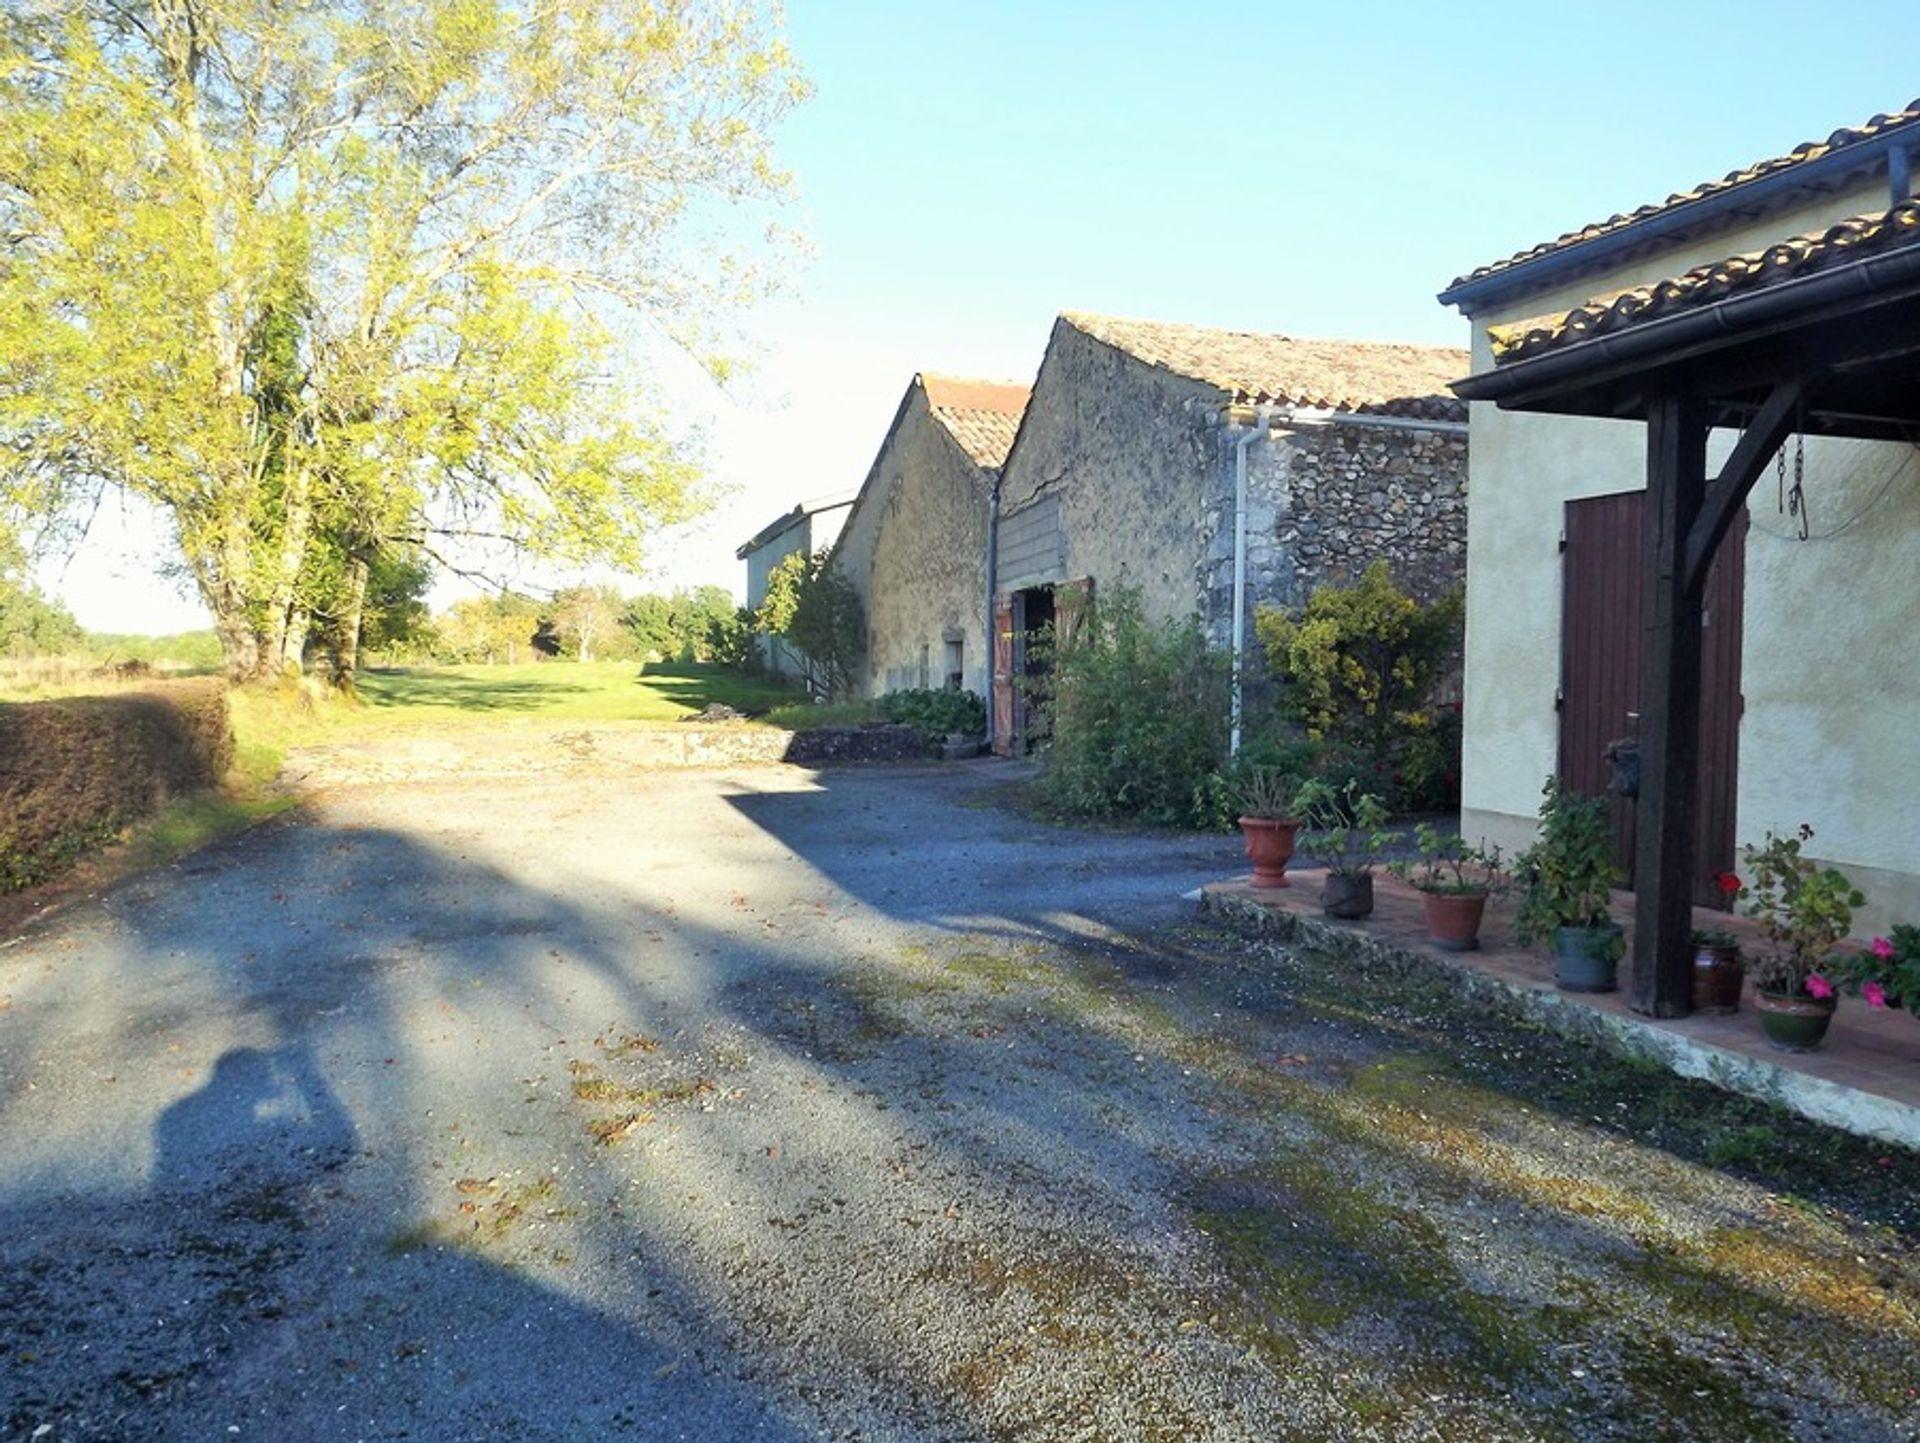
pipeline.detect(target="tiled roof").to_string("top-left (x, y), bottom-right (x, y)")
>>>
top-left (921, 374), bottom-right (1029, 470)
top-left (1451, 99), bottom-right (1920, 292)
top-left (1064, 313), bottom-right (1468, 421)
top-left (1489, 199), bottom-right (1920, 364)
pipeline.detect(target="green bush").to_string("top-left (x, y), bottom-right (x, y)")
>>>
top-left (0, 679), bottom-right (234, 890)
top-left (1256, 561), bottom-right (1462, 811)
top-left (878, 688), bottom-right (985, 744)
top-left (1036, 589), bottom-right (1229, 828)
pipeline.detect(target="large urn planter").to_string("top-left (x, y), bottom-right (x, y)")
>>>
top-left (1690, 941), bottom-right (1745, 1015)
top-left (1320, 872), bottom-right (1374, 919)
top-left (1554, 923), bottom-right (1624, 993)
top-left (1422, 892), bottom-right (1488, 952)
top-left (1755, 990), bottom-right (1837, 1052)
top-left (1239, 817), bottom-right (1301, 889)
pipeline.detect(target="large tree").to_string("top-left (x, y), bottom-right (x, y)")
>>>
top-left (0, 1), bottom-right (804, 683)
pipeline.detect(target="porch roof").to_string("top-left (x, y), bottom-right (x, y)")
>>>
top-left (1453, 200), bottom-right (1920, 441)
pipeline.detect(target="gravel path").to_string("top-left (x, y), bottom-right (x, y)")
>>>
top-left (2, 760), bottom-right (1915, 1442)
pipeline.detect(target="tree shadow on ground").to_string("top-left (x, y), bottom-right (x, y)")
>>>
top-left (0, 770), bottom-right (1914, 1442)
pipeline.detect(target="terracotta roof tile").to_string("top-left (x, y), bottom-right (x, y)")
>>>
top-left (1064, 313), bottom-right (1468, 421)
top-left (1488, 199), bottom-right (1920, 364)
top-left (1451, 100), bottom-right (1920, 292)
top-left (920, 374), bottom-right (1029, 470)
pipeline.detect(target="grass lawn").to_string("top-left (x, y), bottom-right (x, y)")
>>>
top-left (354, 660), bottom-right (800, 726)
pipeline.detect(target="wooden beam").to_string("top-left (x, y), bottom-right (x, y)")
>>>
top-left (1682, 378), bottom-right (1807, 593)
top-left (1632, 395), bottom-right (1710, 1018)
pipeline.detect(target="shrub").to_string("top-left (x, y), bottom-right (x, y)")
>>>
top-left (1256, 561), bottom-right (1462, 810)
top-left (878, 688), bottom-right (985, 744)
top-left (1036, 589), bottom-right (1229, 828)
top-left (0, 679), bottom-right (234, 890)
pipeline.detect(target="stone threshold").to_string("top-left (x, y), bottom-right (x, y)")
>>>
top-left (1201, 870), bottom-right (1920, 1152)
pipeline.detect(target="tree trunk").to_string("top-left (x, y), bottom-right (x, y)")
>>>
top-left (330, 556), bottom-right (369, 691)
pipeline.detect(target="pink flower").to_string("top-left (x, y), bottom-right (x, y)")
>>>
top-left (1864, 982), bottom-right (1889, 1009)
top-left (1872, 936), bottom-right (1896, 961)
top-left (1805, 974), bottom-right (1834, 1001)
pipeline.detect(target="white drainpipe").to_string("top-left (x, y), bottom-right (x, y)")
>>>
top-left (1229, 406), bottom-right (1272, 757)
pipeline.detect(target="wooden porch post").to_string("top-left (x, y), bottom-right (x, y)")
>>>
top-left (1632, 394), bottom-right (1709, 1017)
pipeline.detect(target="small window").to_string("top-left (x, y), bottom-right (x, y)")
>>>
top-left (918, 643), bottom-right (930, 690)
top-left (944, 636), bottom-right (963, 690)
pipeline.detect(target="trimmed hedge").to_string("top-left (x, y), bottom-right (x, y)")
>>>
top-left (0, 679), bottom-right (234, 891)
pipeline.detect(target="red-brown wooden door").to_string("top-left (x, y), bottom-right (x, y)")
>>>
top-left (990, 600), bottom-right (1015, 757)
top-left (1560, 491), bottom-right (1746, 909)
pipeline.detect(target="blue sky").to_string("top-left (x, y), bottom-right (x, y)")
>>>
top-left (48, 0), bottom-right (1920, 630)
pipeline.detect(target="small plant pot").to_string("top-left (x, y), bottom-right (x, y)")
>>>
top-left (1690, 943), bottom-right (1745, 1014)
top-left (1239, 817), bottom-right (1301, 889)
top-left (1554, 924), bottom-right (1623, 993)
top-left (1422, 891), bottom-right (1488, 951)
top-left (1755, 989), bottom-right (1837, 1052)
top-left (1320, 872), bottom-right (1374, 919)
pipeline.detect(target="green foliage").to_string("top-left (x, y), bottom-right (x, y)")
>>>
top-left (1512, 776), bottom-right (1621, 944)
top-left (1228, 765), bottom-right (1305, 822)
top-left (434, 593), bottom-right (545, 664)
top-left (1290, 779), bottom-right (1394, 878)
top-left (704, 605), bottom-right (758, 669)
top-left (544, 584), bottom-right (630, 662)
top-left (1256, 562), bottom-right (1462, 808)
top-left (1390, 823), bottom-right (1508, 897)
top-left (878, 688), bottom-right (985, 744)
top-left (758, 550), bottom-right (864, 699)
top-left (1035, 588), bottom-right (1229, 828)
top-left (82, 631), bottom-right (225, 670)
top-left (763, 699), bottom-right (879, 730)
top-left (0, 2), bottom-right (805, 681)
top-left (1733, 826), bottom-right (1866, 995)
top-left (671, 586), bottom-right (747, 663)
top-left (0, 531), bottom-right (82, 656)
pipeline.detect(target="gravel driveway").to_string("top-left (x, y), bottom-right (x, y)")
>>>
top-left (2, 760), bottom-right (1915, 1442)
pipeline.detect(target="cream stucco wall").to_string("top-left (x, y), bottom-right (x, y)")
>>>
top-left (1457, 178), bottom-right (1920, 932)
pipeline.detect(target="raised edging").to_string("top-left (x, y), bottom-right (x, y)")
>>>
top-left (1201, 888), bottom-right (1920, 1152)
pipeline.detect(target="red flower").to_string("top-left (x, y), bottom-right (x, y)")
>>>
top-left (1713, 871), bottom-right (1741, 896)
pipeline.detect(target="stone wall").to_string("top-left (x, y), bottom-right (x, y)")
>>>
top-left (1197, 419), bottom-right (1468, 653)
top-left (833, 385), bottom-right (993, 698)
top-left (1274, 423), bottom-right (1469, 604)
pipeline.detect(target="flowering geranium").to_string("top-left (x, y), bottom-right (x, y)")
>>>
top-left (1736, 827), bottom-right (1865, 999)
top-left (1837, 924), bottom-right (1920, 1014)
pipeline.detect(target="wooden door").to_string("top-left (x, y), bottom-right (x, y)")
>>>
top-left (1560, 491), bottom-right (1746, 909)
top-left (990, 599), bottom-right (1016, 757)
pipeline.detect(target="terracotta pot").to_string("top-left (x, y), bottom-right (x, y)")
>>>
top-left (1421, 891), bottom-right (1488, 951)
top-left (1320, 871), bottom-right (1374, 919)
top-left (1755, 989), bottom-right (1837, 1052)
top-left (1554, 923), bottom-right (1623, 993)
top-left (1690, 943), bottom-right (1745, 1014)
top-left (1238, 817), bottom-right (1301, 889)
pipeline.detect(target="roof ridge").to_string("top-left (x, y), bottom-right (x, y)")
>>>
top-left (1450, 98), bottom-right (1920, 294)
top-left (1063, 310), bottom-right (1467, 356)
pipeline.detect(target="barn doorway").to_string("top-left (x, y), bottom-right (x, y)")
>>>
top-left (1559, 491), bottom-right (1746, 909)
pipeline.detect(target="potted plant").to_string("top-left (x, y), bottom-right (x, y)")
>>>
top-left (1512, 777), bottom-right (1624, 992)
top-left (1689, 921), bottom-right (1745, 1015)
top-left (1290, 778), bottom-right (1393, 919)
top-left (1839, 924), bottom-right (1920, 1019)
top-left (1731, 825), bottom-right (1864, 1052)
top-left (1389, 823), bottom-right (1507, 951)
top-left (1234, 766), bottom-right (1304, 889)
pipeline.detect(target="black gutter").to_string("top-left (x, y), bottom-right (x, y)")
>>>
top-left (1452, 236), bottom-right (1920, 405)
top-left (1438, 124), bottom-right (1917, 315)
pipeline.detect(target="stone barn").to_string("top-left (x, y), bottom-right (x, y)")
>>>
top-left (831, 372), bottom-right (1029, 697)
top-left (989, 312), bottom-right (1469, 752)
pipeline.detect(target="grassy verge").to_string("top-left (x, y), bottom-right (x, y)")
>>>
top-left (762, 699), bottom-right (881, 729)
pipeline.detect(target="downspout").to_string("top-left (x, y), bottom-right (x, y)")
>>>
top-left (1229, 406), bottom-right (1272, 757)
top-left (983, 473), bottom-right (1001, 748)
